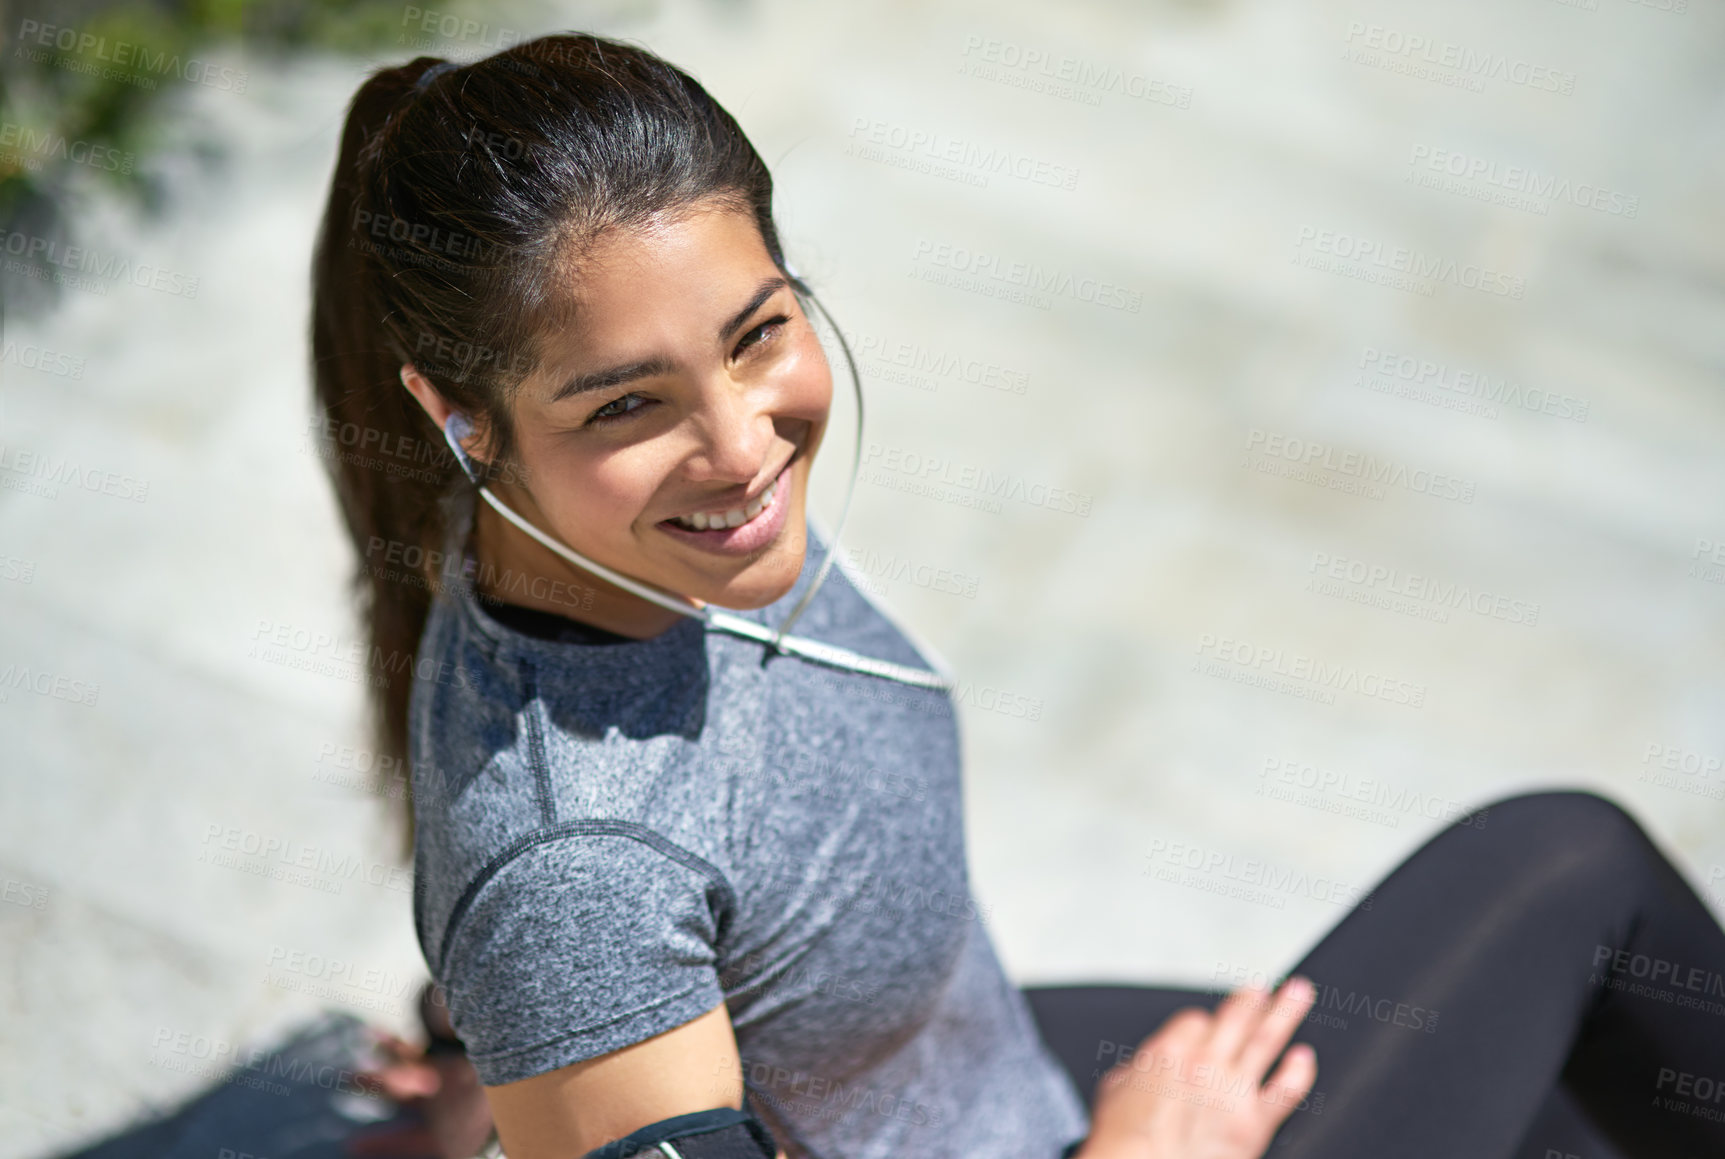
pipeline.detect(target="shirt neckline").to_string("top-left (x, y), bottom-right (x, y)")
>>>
top-left (437, 489), bottom-right (834, 676)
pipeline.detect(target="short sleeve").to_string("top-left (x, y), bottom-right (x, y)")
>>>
top-left (438, 832), bottom-right (730, 1086)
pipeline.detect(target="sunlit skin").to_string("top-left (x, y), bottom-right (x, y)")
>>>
top-left (401, 196), bottom-right (832, 640)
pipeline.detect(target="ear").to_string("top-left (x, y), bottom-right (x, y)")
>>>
top-left (400, 364), bottom-right (493, 462)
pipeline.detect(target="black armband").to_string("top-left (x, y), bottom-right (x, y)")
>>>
top-left (580, 1107), bottom-right (779, 1159)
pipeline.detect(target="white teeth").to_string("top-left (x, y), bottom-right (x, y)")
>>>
top-left (671, 478), bottom-right (777, 531)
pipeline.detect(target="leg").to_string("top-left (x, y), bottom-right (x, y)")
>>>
top-left (1029, 791), bottom-right (1725, 1159)
top-left (1266, 790), bottom-right (1725, 1159)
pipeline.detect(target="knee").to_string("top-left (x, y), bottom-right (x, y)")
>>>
top-left (1476, 789), bottom-right (1654, 880)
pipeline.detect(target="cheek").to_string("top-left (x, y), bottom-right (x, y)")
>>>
top-left (525, 443), bottom-right (657, 541)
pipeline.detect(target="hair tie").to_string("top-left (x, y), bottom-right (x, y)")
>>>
top-left (414, 60), bottom-right (458, 93)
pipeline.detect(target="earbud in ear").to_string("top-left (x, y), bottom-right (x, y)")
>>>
top-left (442, 410), bottom-right (482, 484)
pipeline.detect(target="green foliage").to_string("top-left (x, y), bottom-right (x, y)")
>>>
top-left (0, 0), bottom-right (452, 310)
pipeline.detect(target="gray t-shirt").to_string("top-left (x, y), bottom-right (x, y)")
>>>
top-left (407, 498), bottom-right (1089, 1159)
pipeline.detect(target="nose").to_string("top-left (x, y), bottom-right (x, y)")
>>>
top-left (682, 373), bottom-right (781, 488)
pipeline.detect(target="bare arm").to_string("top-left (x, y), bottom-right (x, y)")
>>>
top-left (360, 979), bottom-right (1314, 1159)
top-left (485, 981), bottom-right (1315, 1159)
top-left (483, 1001), bottom-right (787, 1159)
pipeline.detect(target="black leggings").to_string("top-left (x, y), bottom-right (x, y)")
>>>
top-left (1023, 791), bottom-right (1725, 1159)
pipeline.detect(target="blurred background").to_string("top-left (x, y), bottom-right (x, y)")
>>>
top-left (2, 0), bottom-right (1723, 1153)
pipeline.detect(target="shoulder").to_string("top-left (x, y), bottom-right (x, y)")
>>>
top-left (407, 588), bottom-right (544, 837)
top-left (437, 822), bottom-right (735, 975)
top-left (432, 823), bottom-right (734, 1085)
top-left (404, 583), bottom-right (721, 941)
top-left (405, 590), bottom-right (571, 959)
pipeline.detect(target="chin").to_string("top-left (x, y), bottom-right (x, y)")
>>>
top-left (725, 544), bottom-right (809, 610)
top-left (684, 528), bottom-right (809, 612)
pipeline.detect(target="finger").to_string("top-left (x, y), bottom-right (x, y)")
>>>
top-left (1255, 1042), bottom-right (1318, 1129)
top-left (362, 1034), bottom-right (429, 1076)
top-left (382, 1061), bottom-right (443, 1100)
top-left (356, 1060), bottom-right (443, 1101)
top-left (366, 1029), bottom-right (428, 1068)
top-left (1237, 976), bottom-right (1316, 1079)
top-left (1204, 982), bottom-right (1276, 1062)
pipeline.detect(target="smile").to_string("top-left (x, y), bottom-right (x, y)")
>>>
top-left (655, 453), bottom-right (797, 556)
top-left (666, 472), bottom-right (780, 530)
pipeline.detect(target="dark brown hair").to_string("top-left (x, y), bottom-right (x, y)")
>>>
top-left (310, 34), bottom-right (789, 851)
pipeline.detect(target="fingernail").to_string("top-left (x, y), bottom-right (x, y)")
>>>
top-left (1286, 976), bottom-right (1314, 1000)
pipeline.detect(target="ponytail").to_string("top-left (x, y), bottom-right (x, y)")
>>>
top-left (311, 58), bottom-right (461, 858)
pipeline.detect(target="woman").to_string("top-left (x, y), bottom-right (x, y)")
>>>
top-left (312, 34), bottom-right (1725, 1159)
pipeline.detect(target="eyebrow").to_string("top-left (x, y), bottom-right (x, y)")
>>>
top-left (548, 275), bottom-right (790, 405)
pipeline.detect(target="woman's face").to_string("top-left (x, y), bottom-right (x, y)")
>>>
top-left (495, 200), bottom-right (831, 614)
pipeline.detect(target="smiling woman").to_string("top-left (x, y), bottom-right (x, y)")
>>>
top-left (311, 38), bottom-right (824, 774)
top-left (308, 32), bottom-right (1121, 1159)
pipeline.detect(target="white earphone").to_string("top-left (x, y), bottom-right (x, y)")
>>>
top-left (437, 270), bottom-right (956, 692)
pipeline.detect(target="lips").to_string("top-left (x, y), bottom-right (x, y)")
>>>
top-left (655, 452), bottom-right (797, 557)
top-left (665, 472), bottom-right (781, 531)
top-left (661, 445), bottom-right (799, 528)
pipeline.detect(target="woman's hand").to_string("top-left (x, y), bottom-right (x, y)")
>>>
top-left (347, 1030), bottom-right (496, 1158)
top-left (1078, 977), bottom-right (1319, 1159)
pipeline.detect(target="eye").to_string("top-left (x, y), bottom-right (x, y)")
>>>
top-left (734, 314), bottom-right (789, 357)
top-left (586, 391), bottom-right (650, 426)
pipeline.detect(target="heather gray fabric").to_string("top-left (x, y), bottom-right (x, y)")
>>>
top-left (407, 493), bottom-right (1089, 1159)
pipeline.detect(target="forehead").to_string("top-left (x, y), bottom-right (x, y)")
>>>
top-left (554, 202), bottom-right (773, 342)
